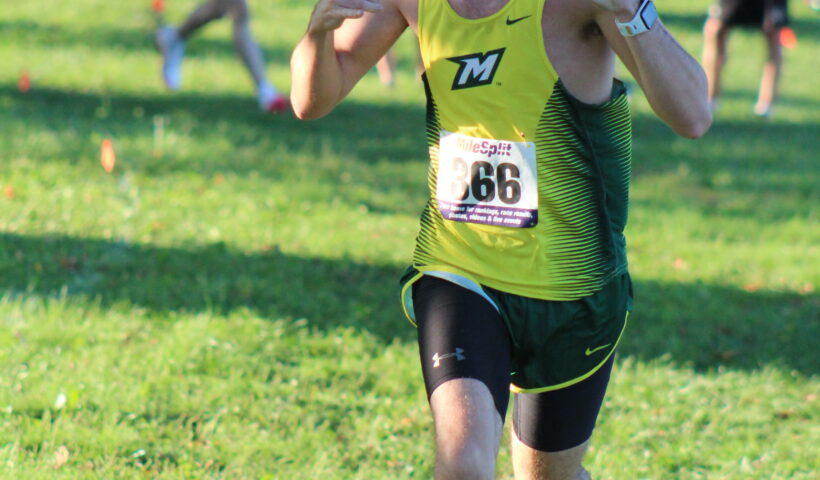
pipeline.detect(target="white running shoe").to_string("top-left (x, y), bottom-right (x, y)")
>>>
top-left (258, 83), bottom-right (289, 114)
top-left (155, 27), bottom-right (185, 91)
top-left (753, 103), bottom-right (772, 118)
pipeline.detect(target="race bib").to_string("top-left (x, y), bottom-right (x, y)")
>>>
top-left (436, 130), bottom-right (538, 228)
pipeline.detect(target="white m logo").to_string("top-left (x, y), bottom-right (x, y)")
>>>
top-left (447, 48), bottom-right (506, 90)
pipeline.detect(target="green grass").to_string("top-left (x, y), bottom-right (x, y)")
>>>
top-left (1, 0), bottom-right (818, 478)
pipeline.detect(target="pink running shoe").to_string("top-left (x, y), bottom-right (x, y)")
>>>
top-left (258, 84), bottom-right (289, 114)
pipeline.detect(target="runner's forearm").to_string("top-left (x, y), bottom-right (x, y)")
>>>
top-left (595, 0), bottom-right (712, 138)
top-left (618, 18), bottom-right (712, 138)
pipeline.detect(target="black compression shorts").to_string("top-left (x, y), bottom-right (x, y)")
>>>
top-left (412, 275), bottom-right (617, 452)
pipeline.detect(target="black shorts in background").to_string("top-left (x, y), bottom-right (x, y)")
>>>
top-left (715, 0), bottom-right (790, 29)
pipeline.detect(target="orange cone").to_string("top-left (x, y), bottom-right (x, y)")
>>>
top-left (780, 27), bottom-right (797, 49)
top-left (101, 139), bottom-right (116, 173)
top-left (18, 70), bottom-right (30, 93)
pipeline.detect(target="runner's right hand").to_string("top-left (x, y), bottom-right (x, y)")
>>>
top-left (308, 0), bottom-right (384, 34)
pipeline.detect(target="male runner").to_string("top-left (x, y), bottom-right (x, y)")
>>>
top-left (291, 0), bottom-right (711, 478)
top-left (702, 0), bottom-right (790, 116)
top-left (156, 0), bottom-right (288, 113)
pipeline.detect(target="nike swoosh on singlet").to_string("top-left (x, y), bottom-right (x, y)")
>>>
top-left (585, 344), bottom-right (611, 356)
top-left (506, 15), bottom-right (532, 26)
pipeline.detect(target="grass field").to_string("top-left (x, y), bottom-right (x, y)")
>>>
top-left (1, 0), bottom-right (818, 478)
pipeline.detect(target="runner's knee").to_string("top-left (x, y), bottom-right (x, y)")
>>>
top-left (435, 419), bottom-right (497, 480)
top-left (513, 436), bottom-right (591, 480)
top-left (220, 0), bottom-right (250, 23)
top-left (430, 378), bottom-right (502, 478)
top-left (436, 442), bottom-right (495, 480)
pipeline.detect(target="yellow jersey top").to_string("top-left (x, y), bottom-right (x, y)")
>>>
top-left (414, 0), bottom-right (633, 301)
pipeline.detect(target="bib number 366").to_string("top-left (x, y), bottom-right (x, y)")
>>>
top-left (437, 131), bottom-right (538, 228)
top-left (450, 158), bottom-right (522, 204)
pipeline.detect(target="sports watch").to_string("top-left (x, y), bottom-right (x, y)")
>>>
top-left (615, 0), bottom-right (658, 37)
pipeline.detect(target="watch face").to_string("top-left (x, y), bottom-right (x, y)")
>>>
top-left (641, 1), bottom-right (657, 29)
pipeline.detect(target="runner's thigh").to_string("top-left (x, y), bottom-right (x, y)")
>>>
top-left (512, 354), bottom-right (615, 452)
top-left (413, 275), bottom-right (513, 418)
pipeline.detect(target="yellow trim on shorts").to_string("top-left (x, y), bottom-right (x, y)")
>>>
top-left (509, 312), bottom-right (630, 394)
top-left (400, 270), bottom-right (425, 327)
top-left (400, 265), bottom-right (489, 327)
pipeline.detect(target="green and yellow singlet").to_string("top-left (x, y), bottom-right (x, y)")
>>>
top-left (410, 0), bottom-right (633, 302)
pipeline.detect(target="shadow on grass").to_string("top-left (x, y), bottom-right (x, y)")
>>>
top-left (5, 81), bottom-right (818, 222)
top-left (8, 82), bottom-right (816, 178)
top-left (631, 103), bottom-right (819, 176)
top-left (628, 103), bottom-right (818, 222)
top-left (2, 232), bottom-right (817, 375)
top-left (1, 84), bottom-right (429, 215)
top-left (0, 85), bottom-right (427, 169)
top-left (1, 232), bottom-right (409, 342)
top-left (622, 279), bottom-right (818, 375)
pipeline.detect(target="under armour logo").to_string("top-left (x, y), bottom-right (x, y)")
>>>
top-left (432, 348), bottom-right (466, 367)
top-left (447, 48), bottom-right (505, 90)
